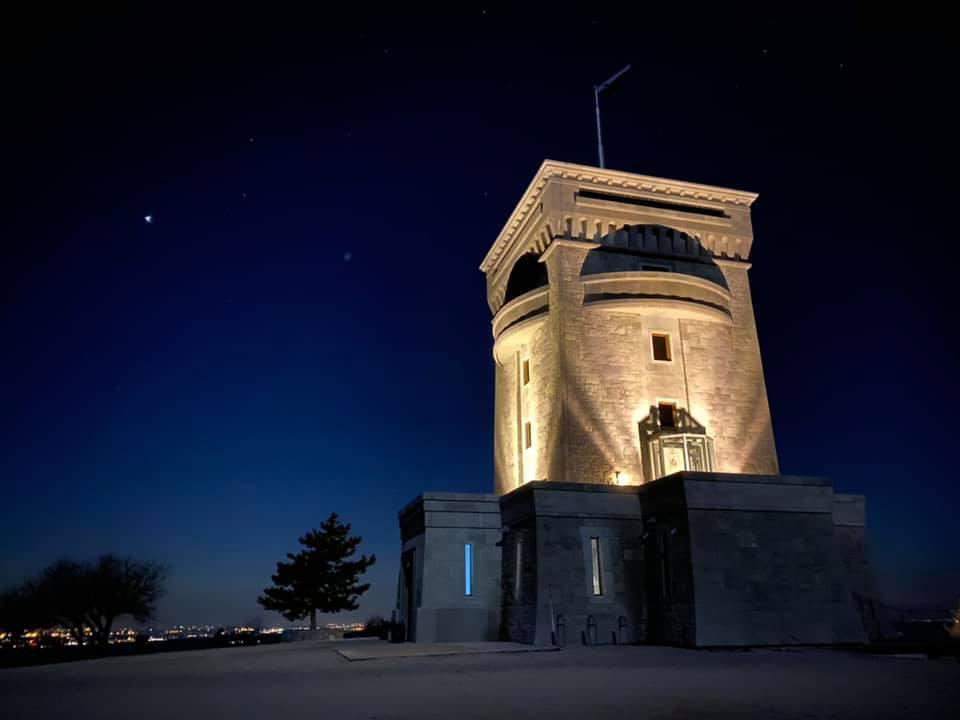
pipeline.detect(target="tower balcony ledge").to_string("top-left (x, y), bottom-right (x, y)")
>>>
top-left (492, 286), bottom-right (549, 339)
top-left (581, 271), bottom-right (732, 324)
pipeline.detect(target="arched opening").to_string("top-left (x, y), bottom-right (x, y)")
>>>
top-left (504, 253), bottom-right (548, 303)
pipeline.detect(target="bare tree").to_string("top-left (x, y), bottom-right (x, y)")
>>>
top-left (83, 555), bottom-right (166, 646)
top-left (3, 555), bottom-right (167, 647)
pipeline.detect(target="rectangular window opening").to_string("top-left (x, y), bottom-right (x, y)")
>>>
top-left (651, 333), bottom-right (672, 362)
top-left (660, 533), bottom-right (671, 600)
top-left (590, 537), bottom-right (603, 596)
top-left (464, 543), bottom-right (473, 596)
top-left (514, 540), bottom-right (523, 601)
top-left (524, 422), bottom-right (532, 449)
top-left (658, 402), bottom-right (677, 429)
top-left (522, 358), bottom-right (530, 385)
top-left (577, 189), bottom-right (729, 218)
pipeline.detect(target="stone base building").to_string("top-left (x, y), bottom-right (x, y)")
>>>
top-left (396, 161), bottom-right (881, 647)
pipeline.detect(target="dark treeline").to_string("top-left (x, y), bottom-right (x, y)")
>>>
top-left (0, 554), bottom-right (166, 648)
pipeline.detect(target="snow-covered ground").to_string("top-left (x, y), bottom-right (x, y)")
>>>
top-left (1, 640), bottom-right (956, 719)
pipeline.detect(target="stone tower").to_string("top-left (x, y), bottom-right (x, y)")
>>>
top-left (481, 160), bottom-right (779, 495)
top-left (397, 160), bottom-right (880, 647)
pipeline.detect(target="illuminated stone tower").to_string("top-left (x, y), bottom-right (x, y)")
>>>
top-left (481, 160), bottom-right (779, 494)
top-left (396, 160), bottom-right (881, 648)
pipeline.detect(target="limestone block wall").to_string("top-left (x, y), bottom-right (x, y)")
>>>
top-left (696, 262), bottom-right (778, 475)
top-left (688, 506), bottom-right (835, 645)
top-left (492, 265), bottom-right (564, 496)
top-left (398, 493), bottom-right (502, 642)
top-left (530, 310), bottom-right (561, 486)
top-left (675, 473), bottom-right (838, 646)
top-left (831, 494), bottom-right (884, 643)
top-left (500, 482), bottom-right (645, 646)
top-left (493, 359), bottom-right (519, 494)
top-left (499, 240), bottom-right (779, 491)
top-left (499, 522), bottom-right (537, 643)
top-left (633, 476), bottom-right (697, 645)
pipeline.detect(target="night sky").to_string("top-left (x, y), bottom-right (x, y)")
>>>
top-left (2, 6), bottom-right (956, 626)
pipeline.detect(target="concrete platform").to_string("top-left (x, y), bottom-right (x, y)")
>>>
top-left (2, 641), bottom-right (957, 718)
top-left (335, 640), bottom-right (559, 661)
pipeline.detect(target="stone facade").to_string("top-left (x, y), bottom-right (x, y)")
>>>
top-left (639, 473), bottom-right (862, 646)
top-left (396, 160), bottom-right (880, 648)
top-left (397, 493), bottom-right (501, 643)
top-left (488, 161), bottom-right (778, 495)
top-left (398, 476), bottom-right (880, 647)
top-left (499, 482), bottom-right (645, 646)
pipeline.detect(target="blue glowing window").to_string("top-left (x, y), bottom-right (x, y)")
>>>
top-left (464, 543), bottom-right (473, 596)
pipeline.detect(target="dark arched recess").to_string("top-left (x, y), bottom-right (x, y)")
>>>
top-left (504, 253), bottom-right (548, 303)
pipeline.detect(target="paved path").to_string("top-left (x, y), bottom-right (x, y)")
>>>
top-left (337, 640), bottom-right (558, 660)
top-left (1, 640), bottom-right (956, 719)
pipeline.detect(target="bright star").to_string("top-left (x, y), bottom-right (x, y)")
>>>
top-left (144, 215), bottom-right (153, 224)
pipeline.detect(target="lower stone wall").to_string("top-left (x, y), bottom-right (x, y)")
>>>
top-left (643, 513), bottom-right (696, 645)
top-left (639, 472), bottom-right (878, 647)
top-left (533, 515), bottom-right (646, 646)
top-left (500, 482), bottom-right (645, 646)
top-left (398, 474), bottom-right (880, 648)
top-left (831, 494), bottom-right (886, 643)
top-left (688, 506), bottom-right (836, 645)
top-left (413, 607), bottom-right (500, 642)
top-left (398, 493), bottom-right (502, 643)
top-left (500, 523), bottom-right (538, 644)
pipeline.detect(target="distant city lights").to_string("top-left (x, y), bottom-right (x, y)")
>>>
top-left (0, 621), bottom-right (370, 650)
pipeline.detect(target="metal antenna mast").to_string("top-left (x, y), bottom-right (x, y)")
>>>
top-left (593, 64), bottom-right (631, 168)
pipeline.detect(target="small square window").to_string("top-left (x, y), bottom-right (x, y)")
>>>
top-left (651, 333), bottom-right (672, 362)
top-left (658, 402), bottom-right (676, 429)
top-left (524, 422), bottom-right (532, 449)
top-left (522, 358), bottom-right (530, 385)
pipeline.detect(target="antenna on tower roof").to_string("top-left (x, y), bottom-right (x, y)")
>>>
top-left (593, 64), bottom-right (631, 169)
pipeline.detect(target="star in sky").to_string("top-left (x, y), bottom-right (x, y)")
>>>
top-left (144, 215), bottom-right (153, 224)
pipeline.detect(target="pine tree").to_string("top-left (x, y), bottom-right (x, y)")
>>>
top-left (258, 513), bottom-right (376, 630)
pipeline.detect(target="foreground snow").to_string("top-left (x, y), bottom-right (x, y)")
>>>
top-left (1, 640), bottom-right (956, 719)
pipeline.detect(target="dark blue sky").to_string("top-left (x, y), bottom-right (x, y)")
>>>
top-left (2, 6), bottom-right (956, 625)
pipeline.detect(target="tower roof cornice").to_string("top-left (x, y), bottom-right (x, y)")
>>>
top-left (480, 160), bottom-right (759, 276)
